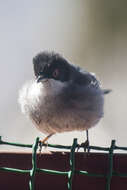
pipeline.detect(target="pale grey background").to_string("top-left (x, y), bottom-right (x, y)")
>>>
top-left (0, 0), bottom-right (127, 150)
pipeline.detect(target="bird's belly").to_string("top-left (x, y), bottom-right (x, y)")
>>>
top-left (29, 85), bottom-right (104, 135)
top-left (35, 108), bottom-right (102, 135)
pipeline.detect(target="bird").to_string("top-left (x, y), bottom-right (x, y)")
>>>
top-left (18, 51), bottom-right (111, 150)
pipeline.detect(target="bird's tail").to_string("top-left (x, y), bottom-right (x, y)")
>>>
top-left (102, 89), bottom-right (112, 95)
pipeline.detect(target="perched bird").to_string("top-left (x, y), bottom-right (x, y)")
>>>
top-left (19, 51), bottom-right (110, 148)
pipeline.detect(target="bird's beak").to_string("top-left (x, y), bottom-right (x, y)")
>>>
top-left (37, 75), bottom-right (46, 83)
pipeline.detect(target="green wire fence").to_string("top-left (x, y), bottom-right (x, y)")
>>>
top-left (0, 136), bottom-right (127, 190)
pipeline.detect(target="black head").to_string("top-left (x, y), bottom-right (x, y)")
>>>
top-left (33, 51), bottom-right (70, 82)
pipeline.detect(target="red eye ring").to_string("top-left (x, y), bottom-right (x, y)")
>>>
top-left (53, 69), bottom-right (59, 78)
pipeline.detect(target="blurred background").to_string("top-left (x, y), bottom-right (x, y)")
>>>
top-left (0, 0), bottom-right (127, 150)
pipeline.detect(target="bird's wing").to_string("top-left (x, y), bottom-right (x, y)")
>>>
top-left (72, 67), bottom-right (112, 95)
top-left (61, 81), bottom-right (101, 111)
top-left (73, 68), bottom-right (100, 89)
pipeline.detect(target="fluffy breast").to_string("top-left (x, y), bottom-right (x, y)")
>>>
top-left (18, 79), bottom-right (104, 135)
top-left (18, 81), bottom-right (45, 115)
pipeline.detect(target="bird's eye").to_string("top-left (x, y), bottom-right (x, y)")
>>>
top-left (52, 69), bottom-right (59, 78)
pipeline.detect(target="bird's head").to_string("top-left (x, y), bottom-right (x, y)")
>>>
top-left (33, 51), bottom-right (70, 83)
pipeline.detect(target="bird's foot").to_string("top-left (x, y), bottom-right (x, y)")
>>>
top-left (38, 133), bottom-right (54, 155)
top-left (38, 141), bottom-right (43, 155)
top-left (38, 140), bottom-right (48, 156)
top-left (77, 140), bottom-right (90, 153)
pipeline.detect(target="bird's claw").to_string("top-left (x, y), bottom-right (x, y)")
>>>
top-left (38, 140), bottom-right (49, 155)
top-left (79, 140), bottom-right (90, 153)
top-left (38, 141), bottom-right (43, 155)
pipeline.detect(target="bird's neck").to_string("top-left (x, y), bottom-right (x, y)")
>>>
top-left (41, 79), bottom-right (67, 96)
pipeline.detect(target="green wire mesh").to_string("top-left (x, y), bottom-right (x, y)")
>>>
top-left (0, 136), bottom-right (127, 190)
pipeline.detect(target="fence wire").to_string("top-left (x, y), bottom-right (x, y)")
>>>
top-left (0, 136), bottom-right (127, 190)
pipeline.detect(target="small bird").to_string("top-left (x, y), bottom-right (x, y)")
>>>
top-left (19, 51), bottom-right (110, 148)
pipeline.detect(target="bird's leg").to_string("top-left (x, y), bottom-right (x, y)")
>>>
top-left (85, 130), bottom-right (90, 153)
top-left (39, 133), bottom-right (54, 154)
top-left (79, 130), bottom-right (90, 153)
top-left (40, 133), bottom-right (54, 144)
